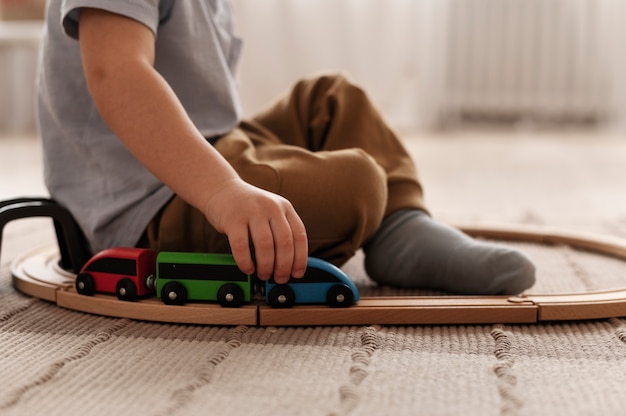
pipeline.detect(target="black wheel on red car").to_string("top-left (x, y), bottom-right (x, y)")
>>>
top-left (161, 282), bottom-right (187, 306)
top-left (268, 285), bottom-right (295, 308)
top-left (116, 278), bottom-right (137, 301)
top-left (75, 272), bottom-right (95, 296)
top-left (326, 284), bottom-right (353, 308)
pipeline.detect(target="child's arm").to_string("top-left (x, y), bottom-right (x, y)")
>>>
top-left (77, 8), bottom-right (307, 283)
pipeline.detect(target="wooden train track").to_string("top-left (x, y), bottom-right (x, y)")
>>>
top-left (11, 223), bottom-right (626, 326)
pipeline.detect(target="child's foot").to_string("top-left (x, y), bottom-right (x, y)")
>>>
top-left (363, 209), bottom-right (535, 295)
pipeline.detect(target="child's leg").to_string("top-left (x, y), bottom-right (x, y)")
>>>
top-left (143, 74), bottom-right (535, 294)
top-left (364, 209), bottom-right (536, 295)
top-left (249, 74), bottom-right (427, 217)
top-left (251, 74), bottom-right (536, 293)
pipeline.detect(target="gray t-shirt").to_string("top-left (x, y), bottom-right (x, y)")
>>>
top-left (37, 0), bottom-right (243, 253)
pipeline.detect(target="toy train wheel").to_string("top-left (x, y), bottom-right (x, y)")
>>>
top-left (217, 283), bottom-right (244, 308)
top-left (116, 278), bottom-right (137, 301)
top-left (268, 285), bottom-right (295, 308)
top-left (161, 282), bottom-right (187, 306)
top-left (254, 279), bottom-right (265, 296)
top-left (75, 273), bottom-right (95, 296)
top-left (327, 284), bottom-right (353, 308)
top-left (145, 274), bottom-right (156, 290)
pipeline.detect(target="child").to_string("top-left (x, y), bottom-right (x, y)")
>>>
top-left (37, 1), bottom-right (535, 294)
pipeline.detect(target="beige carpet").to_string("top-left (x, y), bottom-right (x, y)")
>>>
top-left (1, 129), bottom-right (626, 416)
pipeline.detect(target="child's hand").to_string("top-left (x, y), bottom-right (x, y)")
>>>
top-left (203, 178), bottom-right (308, 284)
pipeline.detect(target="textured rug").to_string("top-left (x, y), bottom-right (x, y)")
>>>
top-left (1, 130), bottom-right (626, 415)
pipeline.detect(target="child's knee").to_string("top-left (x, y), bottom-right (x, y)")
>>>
top-left (303, 149), bottom-right (387, 264)
top-left (318, 148), bottom-right (387, 242)
top-left (295, 73), bottom-right (367, 104)
top-left (342, 148), bottom-right (387, 223)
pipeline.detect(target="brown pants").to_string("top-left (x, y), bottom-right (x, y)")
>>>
top-left (143, 75), bottom-right (426, 266)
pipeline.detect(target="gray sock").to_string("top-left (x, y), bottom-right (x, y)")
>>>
top-left (363, 209), bottom-right (535, 295)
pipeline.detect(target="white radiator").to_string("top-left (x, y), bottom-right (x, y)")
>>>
top-left (419, 0), bottom-right (610, 125)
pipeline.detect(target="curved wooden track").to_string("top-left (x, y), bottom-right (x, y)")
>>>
top-left (11, 224), bottom-right (626, 326)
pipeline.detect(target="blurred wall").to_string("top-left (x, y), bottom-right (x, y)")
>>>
top-left (233, 0), bottom-right (626, 132)
top-left (232, 0), bottom-right (422, 133)
top-left (1, 1), bottom-right (625, 136)
top-left (0, 22), bottom-right (42, 136)
top-left (0, 0), bottom-right (45, 135)
top-left (0, 0), bottom-right (45, 21)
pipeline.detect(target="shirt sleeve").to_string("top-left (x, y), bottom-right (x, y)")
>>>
top-left (60, 0), bottom-right (169, 39)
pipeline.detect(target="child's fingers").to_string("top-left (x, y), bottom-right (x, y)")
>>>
top-left (268, 214), bottom-right (297, 284)
top-left (286, 210), bottom-right (308, 279)
top-left (249, 207), bottom-right (307, 284)
top-left (228, 225), bottom-right (255, 276)
top-left (249, 220), bottom-right (276, 281)
top-left (213, 182), bottom-right (308, 283)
